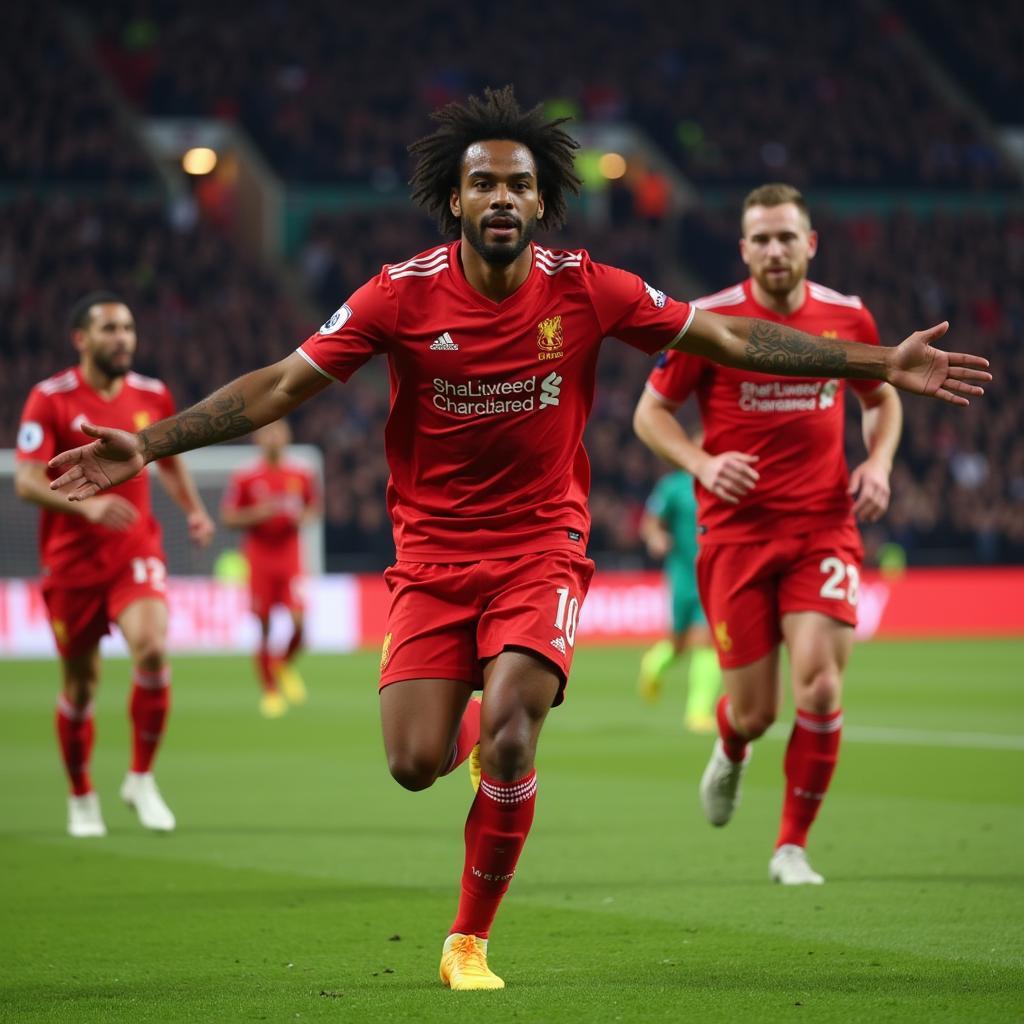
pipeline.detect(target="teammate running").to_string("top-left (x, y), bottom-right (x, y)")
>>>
top-left (637, 469), bottom-right (721, 733)
top-left (221, 420), bottom-right (320, 718)
top-left (15, 292), bottom-right (214, 837)
top-left (635, 183), bottom-right (903, 884)
top-left (44, 92), bottom-right (988, 986)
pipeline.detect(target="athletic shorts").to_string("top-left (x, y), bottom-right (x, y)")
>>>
top-left (697, 523), bottom-right (863, 669)
top-left (250, 567), bottom-right (305, 620)
top-left (379, 549), bottom-right (596, 706)
top-left (41, 554), bottom-right (168, 658)
top-left (667, 577), bottom-right (708, 630)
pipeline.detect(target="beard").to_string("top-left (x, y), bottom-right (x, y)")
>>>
top-left (462, 213), bottom-right (538, 266)
top-left (756, 260), bottom-right (806, 297)
top-left (92, 350), bottom-right (131, 379)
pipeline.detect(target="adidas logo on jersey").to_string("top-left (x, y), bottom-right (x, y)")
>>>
top-left (550, 636), bottom-right (567, 654)
top-left (430, 332), bottom-right (459, 351)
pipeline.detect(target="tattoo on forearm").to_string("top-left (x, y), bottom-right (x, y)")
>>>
top-left (745, 322), bottom-right (849, 375)
top-left (140, 391), bottom-right (255, 459)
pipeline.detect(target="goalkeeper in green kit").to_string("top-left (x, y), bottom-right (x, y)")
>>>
top-left (638, 470), bottom-right (721, 733)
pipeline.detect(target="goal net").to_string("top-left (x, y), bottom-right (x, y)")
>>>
top-left (0, 445), bottom-right (324, 580)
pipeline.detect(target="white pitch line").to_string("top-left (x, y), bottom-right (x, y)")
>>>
top-left (763, 724), bottom-right (1024, 751)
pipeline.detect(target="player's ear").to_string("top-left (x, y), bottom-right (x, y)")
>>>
top-left (537, 192), bottom-right (544, 221)
top-left (806, 230), bottom-right (818, 260)
top-left (450, 187), bottom-right (461, 220)
top-left (739, 238), bottom-right (751, 267)
top-left (70, 328), bottom-right (87, 355)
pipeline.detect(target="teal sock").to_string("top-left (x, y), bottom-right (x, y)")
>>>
top-left (685, 647), bottom-right (721, 720)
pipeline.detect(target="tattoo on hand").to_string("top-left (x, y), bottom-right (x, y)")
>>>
top-left (745, 322), bottom-right (848, 375)
top-left (140, 392), bottom-right (255, 459)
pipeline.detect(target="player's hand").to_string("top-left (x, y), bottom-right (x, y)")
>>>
top-left (48, 424), bottom-right (145, 500)
top-left (697, 451), bottom-right (759, 505)
top-left (645, 533), bottom-right (671, 560)
top-left (80, 494), bottom-right (140, 531)
top-left (187, 510), bottom-right (216, 548)
top-left (886, 323), bottom-right (991, 405)
top-left (848, 459), bottom-right (891, 523)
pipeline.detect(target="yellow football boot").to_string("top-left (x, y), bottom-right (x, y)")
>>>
top-left (277, 663), bottom-right (307, 705)
top-left (259, 691), bottom-right (288, 719)
top-left (439, 933), bottom-right (504, 991)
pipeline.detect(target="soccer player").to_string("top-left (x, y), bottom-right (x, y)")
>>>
top-left (634, 182), bottom-right (904, 885)
top-left (637, 470), bottom-right (721, 733)
top-left (44, 91), bottom-right (987, 986)
top-left (221, 419), bottom-right (320, 718)
top-left (15, 292), bottom-right (214, 838)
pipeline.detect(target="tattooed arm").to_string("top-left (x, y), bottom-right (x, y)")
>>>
top-left (676, 311), bottom-right (990, 405)
top-left (48, 353), bottom-right (330, 500)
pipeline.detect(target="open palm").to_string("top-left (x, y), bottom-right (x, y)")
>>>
top-left (888, 322), bottom-right (991, 406)
top-left (48, 423), bottom-right (146, 500)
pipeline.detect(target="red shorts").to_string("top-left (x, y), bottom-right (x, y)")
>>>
top-left (41, 554), bottom-right (168, 658)
top-left (697, 523), bottom-right (863, 669)
top-left (379, 549), bottom-right (595, 705)
top-left (250, 567), bottom-right (305, 620)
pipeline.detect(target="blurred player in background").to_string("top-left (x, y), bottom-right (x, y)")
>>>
top-left (221, 419), bottom-right (320, 718)
top-left (637, 469), bottom-right (721, 733)
top-left (635, 183), bottom-right (904, 885)
top-left (44, 92), bottom-right (987, 987)
top-left (14, 292), bottom-right (214, 838)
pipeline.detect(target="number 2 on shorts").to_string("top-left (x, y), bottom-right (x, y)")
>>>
top-left (818, 556), bottom-right (859, 606)
top-left (553, 586), bottom-right (580, 647)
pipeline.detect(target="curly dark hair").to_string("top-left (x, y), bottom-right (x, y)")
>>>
top-left (409, 85), bottom-right (581, 235)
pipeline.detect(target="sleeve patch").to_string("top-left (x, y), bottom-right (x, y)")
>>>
top-left (319, 304), bottom-right (353, 335)
top-left (17, 421), bottom-right (44, 453)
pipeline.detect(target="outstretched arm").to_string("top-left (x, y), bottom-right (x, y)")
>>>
top-left (49, 353), bottom-right (330, 500)
top-left (677, 312), bottom-right (990, 405)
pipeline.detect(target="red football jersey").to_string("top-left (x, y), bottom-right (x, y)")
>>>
top-left (299, 242), bottom-right (694, 560)
top-left (646, 279), bottom-right (882, 543)
top-left (222, 460), bottom-right (316, 575)
top-left (16, 367), bottom-right (175, 585)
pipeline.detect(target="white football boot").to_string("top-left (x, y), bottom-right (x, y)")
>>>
top-left (67, 792), bottom-right (107, 838)
top-left (699, 739), bottom-right (751, 827)
top-left (770, 844), bottom-right (825, 885)
top-left (121, 772), bottom-right (176, 832)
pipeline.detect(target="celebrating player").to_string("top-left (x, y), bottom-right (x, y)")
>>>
top-left (15, 292), bottom-right (214, 838)
top-left (637, 470), bottom-right (721, 733)
top-left (44, 92), bottom-right (988, 986)
top-left (634, 183), bottom-right (905, 885)
top-left (221, 420), bottom-right (320, 718)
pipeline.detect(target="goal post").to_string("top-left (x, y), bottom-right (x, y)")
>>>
top-left (0, 445), bottom-right (325, 580)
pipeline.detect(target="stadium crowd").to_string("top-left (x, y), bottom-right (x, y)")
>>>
top-left (90, 0), bottom-right (1018, 189)
top-left (4, 0), bottom-right (1021, 568)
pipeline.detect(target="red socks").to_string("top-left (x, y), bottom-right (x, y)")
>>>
top-left (130, 668), bottom-right (171, 774)
top-left (450, 769), bottom-right (537, 939)
top-left (716, 695), bottom-right (749, 762)
top-left (777, 708), bottom-right (842, 849)
top-left (56, 696), bottom-right (95, 796)
top-left (256, 646), bottom-right (277, 692)
top-left (284, 626), bottom-right (303, 663)
top-left (442, 698), bottom-right (481, 776)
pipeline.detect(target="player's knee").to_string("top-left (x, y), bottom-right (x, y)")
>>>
top-left (386, 749), bottom-right (441, 792)
top-left (481, 721), bottom-right (535, 780)
top-left (733, 705), bottom-right (775, 739)
top-left (63, 676), bottom-right (98, 706)
top-left (132, 637), bottom-right (167, 673)
top-left (798, 668), bottom-right (842, 715)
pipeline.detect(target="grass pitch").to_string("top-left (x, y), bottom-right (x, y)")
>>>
top-left (1, 639), bottom-right (1022, 1023)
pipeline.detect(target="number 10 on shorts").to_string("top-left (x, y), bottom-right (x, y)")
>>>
top-left (553, 586), bottom-right (580, 647)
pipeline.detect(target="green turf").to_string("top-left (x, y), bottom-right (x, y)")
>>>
top-left (1, 639), bottom-right (1022, 1023)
